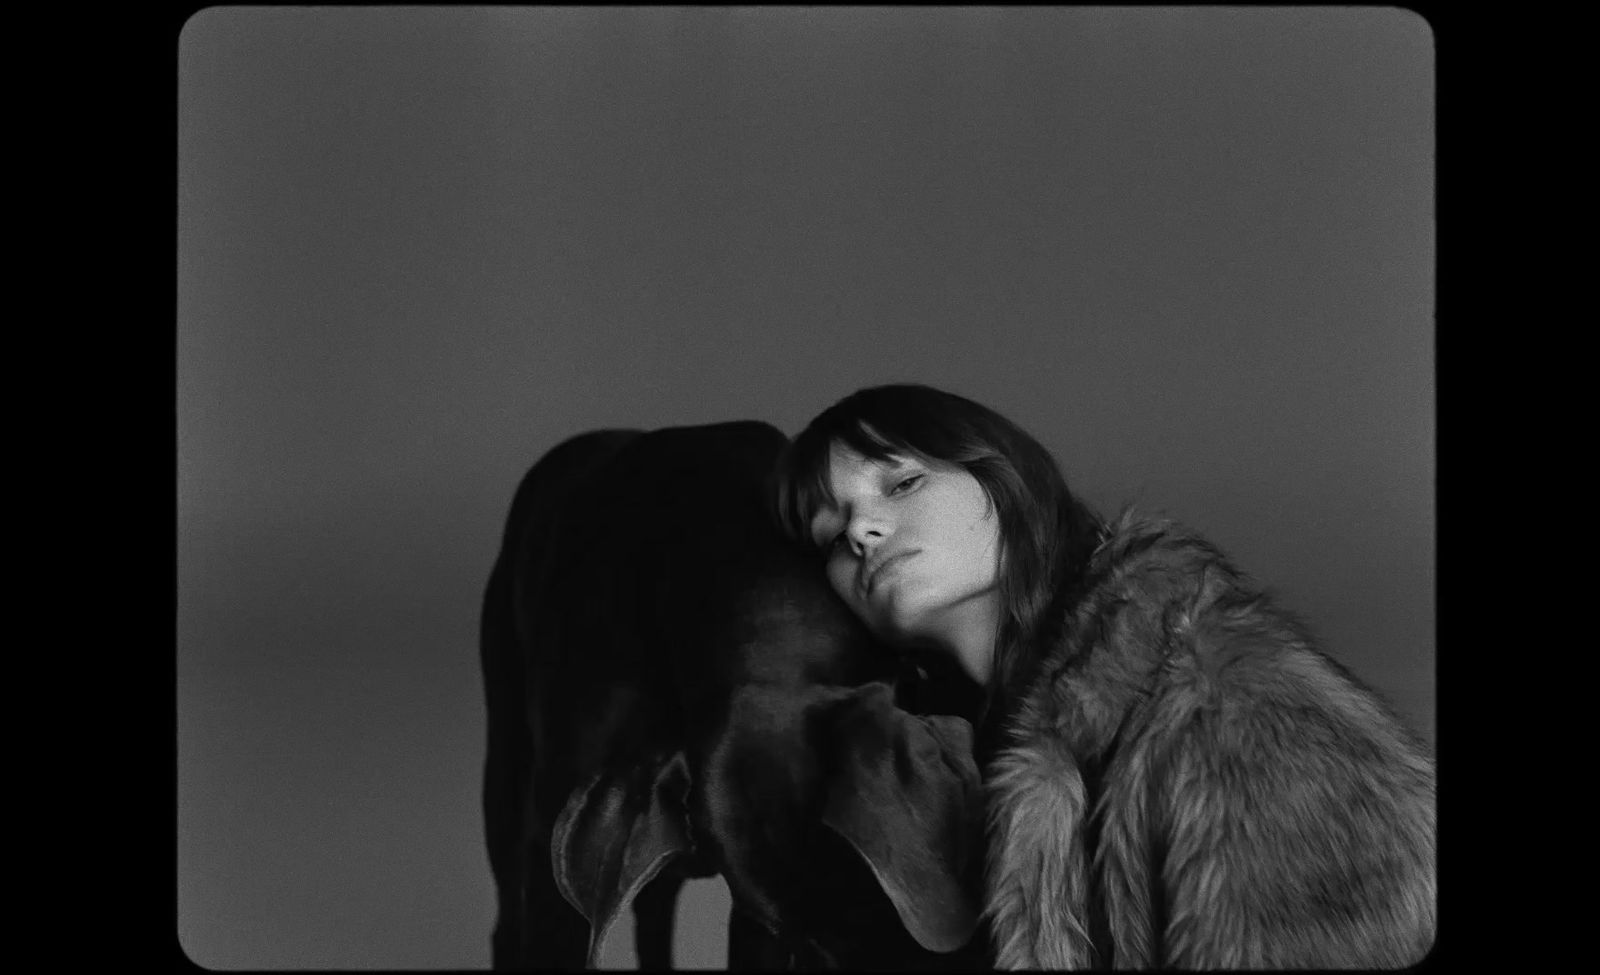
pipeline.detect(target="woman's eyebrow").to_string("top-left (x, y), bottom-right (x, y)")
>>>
top-left (875, 455), bottom-right (923, 477)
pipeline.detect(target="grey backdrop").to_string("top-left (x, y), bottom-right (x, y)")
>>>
top-left (177, 7), bottom-right (1434, 970)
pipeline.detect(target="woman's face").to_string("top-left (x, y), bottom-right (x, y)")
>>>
top-left (806, 441), bottom-right (1002, 675)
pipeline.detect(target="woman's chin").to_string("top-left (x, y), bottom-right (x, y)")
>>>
top-left (869, 592), bottom-right (922, 637)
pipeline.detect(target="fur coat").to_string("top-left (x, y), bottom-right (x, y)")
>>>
top-left (982, 513), bottom-right (1436, 969)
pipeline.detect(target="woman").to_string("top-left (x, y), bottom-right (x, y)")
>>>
top-left (771, 384), bottom-right (1436, 969)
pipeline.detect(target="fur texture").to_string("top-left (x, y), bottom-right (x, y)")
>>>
top-left (984, 511), bottom-right (1436, 969)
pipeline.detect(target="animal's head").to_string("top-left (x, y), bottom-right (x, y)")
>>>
top-left (549, 564), bottom-right (986, 969)
top-left (550, 681), bottom-right (984, 968)
top-left (725, 680), bottom-right (986, 968)
top-left (534, 421), bottom-right (987, 967)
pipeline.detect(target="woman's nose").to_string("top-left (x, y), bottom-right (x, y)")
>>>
top-left (845, 519), bottom-right (887, 556)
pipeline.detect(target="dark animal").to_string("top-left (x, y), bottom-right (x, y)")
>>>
top-left (480, 422), bottom-right (988, 970)
top-left (984, 511), bottom-right (1437, 968)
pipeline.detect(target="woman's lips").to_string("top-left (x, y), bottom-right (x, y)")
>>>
top-left (864, 549), bottom-right (917, 595)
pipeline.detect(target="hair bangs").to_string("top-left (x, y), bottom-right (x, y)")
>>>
top-left (773, 414), bottom-right (912, 550)
top-left (772, 435), bottom-right (835, 549)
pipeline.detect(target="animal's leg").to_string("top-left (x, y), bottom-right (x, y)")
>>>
top-left (727, 908), bottom-right (792, 971)
top-left (484, 723), bottom-right (526, 969)
top-left (483, 553), bottom-right (533, 969)
top-left (633, 864), bottom-right (687, 969)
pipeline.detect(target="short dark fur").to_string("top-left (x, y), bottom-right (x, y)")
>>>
top-left (481, 422), bottom-right (989, 970)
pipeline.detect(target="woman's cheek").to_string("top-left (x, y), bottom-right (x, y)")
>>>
top-left (824, 556), bottom-right (855, 605)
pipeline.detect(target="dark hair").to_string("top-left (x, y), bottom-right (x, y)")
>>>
top-left (769, 384), bottom-right (1105, 723)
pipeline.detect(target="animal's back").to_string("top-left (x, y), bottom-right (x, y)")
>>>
top-left (504, 423), bottom-right (801, 798)
top-left (481, 422), bottom-right (795, 965)
top-left (480, 428), bottom-right (653, 966)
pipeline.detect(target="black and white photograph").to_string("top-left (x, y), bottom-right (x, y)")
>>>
top-left (177, 7), bottom-right (1435, 969)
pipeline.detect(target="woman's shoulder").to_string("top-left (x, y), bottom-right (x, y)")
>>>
top-left (1097, 506), bottom-right (1224, 558)
top-left (1054, 506), bottom-right (1312, 674)
top-left (1082, 507), bottom-right (1247, 603)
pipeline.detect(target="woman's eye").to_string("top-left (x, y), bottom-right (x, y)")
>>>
top-left (890, 474), bottom-right (922, 495)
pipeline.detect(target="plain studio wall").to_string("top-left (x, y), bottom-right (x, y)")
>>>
top-left (178, 8), bottom-right (1433, 969)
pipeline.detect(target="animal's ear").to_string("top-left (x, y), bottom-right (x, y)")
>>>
top-left (551, 749), bottom-right (694, 968)
top-left (818, 683), bottom-right (984, 953)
